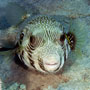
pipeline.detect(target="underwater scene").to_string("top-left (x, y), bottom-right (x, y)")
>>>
top-left (0, 0), bottom-right (90, 90)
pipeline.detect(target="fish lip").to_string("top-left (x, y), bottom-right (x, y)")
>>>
top-left (44, 62), bottom-right (60, 73)
top-left (45, 63), bottom-right (58, 66)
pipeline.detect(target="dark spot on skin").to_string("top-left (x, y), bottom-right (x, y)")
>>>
top-left (20, 33), bottom-right (24, 40)
top-left (29, 35), bottom-right (37, 50)
top-left (19, 33), bottom-right (24, 44)
top-left (29, 21), bottom-right (34, 24)
top-left (26, 46), bottom-right (32, 58)
top-left (60, 34), bottom-right (65, 43)
top-left (46, 30), bottom-right (49, 38)
top-left (54, 64), bottom-right (60, 72)
top-left (64, 52), bottom-right (67, 61)
top-left (28, 52), bottom-right (32, 58)
top-left (19, 50), bottom-right (24, 60)
top-left (38, 58), bottom-right (47, 72)
top-left (30, 35), bottom-right (36, 45)
top-left (14, 54), bottom-right (28, 69)
top-left (25, 44), bottom-right (36, 67)
top-left (66, 32), bottom-right (76, 50)
top-left (30, 44), bottom-right (35, 50)
top-left (22, 50), bottom-right (24, 55)
top-left (26, 45), bottom-right (33, 53)
top-left (28, 56), bottom-right (36, 69)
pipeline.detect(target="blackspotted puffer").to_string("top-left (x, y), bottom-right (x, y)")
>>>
top-left (16, 16), bottom-right (71, 73)
top-left (0, 15), bottom-right (86, 74)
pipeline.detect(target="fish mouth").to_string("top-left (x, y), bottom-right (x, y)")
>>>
top-left (45, 63), bottom-right (58, 66)
top-left (44, 62), bottom-right (60, 72)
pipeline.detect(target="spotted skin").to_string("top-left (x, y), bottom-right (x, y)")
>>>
top-left (16, 16), bottom-right (71, 73)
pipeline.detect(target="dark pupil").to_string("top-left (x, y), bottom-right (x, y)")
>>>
top-left (20, 33), bottom-right (24, 40)
top-left (60, 34), bottom-right (65, 42)
top-left (30, 35), bottom-right (35, 45)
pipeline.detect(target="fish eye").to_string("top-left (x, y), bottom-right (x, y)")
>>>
top-left (30, 35), bottom-right (36, 45)
top-left (30, 35), bottom-right (45, 48)
top-left (20, 32), bottom-right (24, 40)
top-left (60, 34), bottom-right (65, 42)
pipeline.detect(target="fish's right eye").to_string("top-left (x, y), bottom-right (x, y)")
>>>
top-left (20, 32), bottom-right (24, 40)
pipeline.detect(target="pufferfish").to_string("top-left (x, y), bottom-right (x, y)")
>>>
top-left (0, 15), bottom-right (87, 73)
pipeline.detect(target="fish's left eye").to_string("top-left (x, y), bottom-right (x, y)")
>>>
top-left (60, 34), bottom-right (65, 42)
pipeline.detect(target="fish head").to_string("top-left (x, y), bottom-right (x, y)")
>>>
top-left (18, 16), bottom-right (70, 73)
